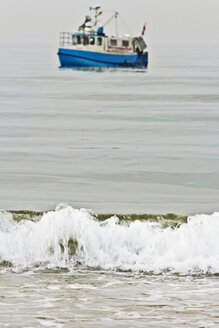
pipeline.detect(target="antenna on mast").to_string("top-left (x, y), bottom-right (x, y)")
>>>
top-left (89, 5), bottom-right (101, 27)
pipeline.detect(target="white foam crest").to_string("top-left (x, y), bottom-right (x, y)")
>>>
top-left (0, 206), bottom-right (219, 274)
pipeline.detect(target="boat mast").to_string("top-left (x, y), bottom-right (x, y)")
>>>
top-left (115, 12), bottom-right (118, 37)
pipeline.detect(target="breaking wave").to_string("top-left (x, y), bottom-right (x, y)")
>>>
top-left (0, 205), bottom-right (219, 275)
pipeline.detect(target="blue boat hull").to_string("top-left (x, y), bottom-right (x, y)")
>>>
top-left (58, 48), bottom-right (148, 68)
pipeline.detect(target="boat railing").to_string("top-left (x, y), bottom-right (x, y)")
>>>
top-left (59, 32), bottom-right (72, 46)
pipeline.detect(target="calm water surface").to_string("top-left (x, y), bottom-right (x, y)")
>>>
top-left (1, 43), bottom-right (219, 213)
top-left (0, 43), bottom-right (219, 327)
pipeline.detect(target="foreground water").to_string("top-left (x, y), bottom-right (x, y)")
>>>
top-left (0, 43), bottom-right (219, 326)
top-left (1, 271), bottom-right (218, 328)
top-left (0, 206), bottom-right (219, 327)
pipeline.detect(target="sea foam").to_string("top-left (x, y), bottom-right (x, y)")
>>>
top-left (0, 205), bottom-right (219, 274)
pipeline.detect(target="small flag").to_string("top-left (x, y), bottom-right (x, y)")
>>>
top-left (141, 23), bottom-right (146, 36)
top-left (97, 11), bottom-right (103, 17)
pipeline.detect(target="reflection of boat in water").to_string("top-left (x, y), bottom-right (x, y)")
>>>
top-left (58, 6), bottom-right (148, 68)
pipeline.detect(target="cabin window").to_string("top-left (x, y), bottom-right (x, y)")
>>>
top-left (97, 37), bottom-right (102, 46)
top-left (89, 37), bottom-right (95, 45)
top-left (72, 36), bottom-right (77, 45)
top-left (110, 39), bottom-right (117, 46)
top-left (77, 36), bottom-right (81, 44)
top-left (82, 36), bottom-right (88, 45)
top-left (122, 40), bottom-right (129, 47)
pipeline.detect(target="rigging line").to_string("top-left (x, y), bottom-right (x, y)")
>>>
top-left (118, 14), bottom-right (133, 36)
top-left (103, 13), bottom-right (116, 27)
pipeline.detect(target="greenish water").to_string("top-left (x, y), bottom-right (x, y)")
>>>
top-left (9, 209), bottom-right (187, 228)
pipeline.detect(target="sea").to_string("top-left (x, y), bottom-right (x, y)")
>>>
top-left (0, 43), bottom-right (219, 327)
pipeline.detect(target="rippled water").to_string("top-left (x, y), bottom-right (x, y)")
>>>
top-left (0, 43), bottom-right (219, 327)
top-left (1, 43), bottom-right (219, 213)
top-left (1, 271), bottom-right (219, 328)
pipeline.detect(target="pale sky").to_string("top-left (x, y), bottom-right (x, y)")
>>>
top-left (0, 0), bottom-right (219, 45)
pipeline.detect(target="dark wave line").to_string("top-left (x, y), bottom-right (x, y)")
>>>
top-left (5, 210), bottom-right (188, 228)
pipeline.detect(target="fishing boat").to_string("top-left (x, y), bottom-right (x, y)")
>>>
top-left (58, 6), bottom-right (148, 68)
